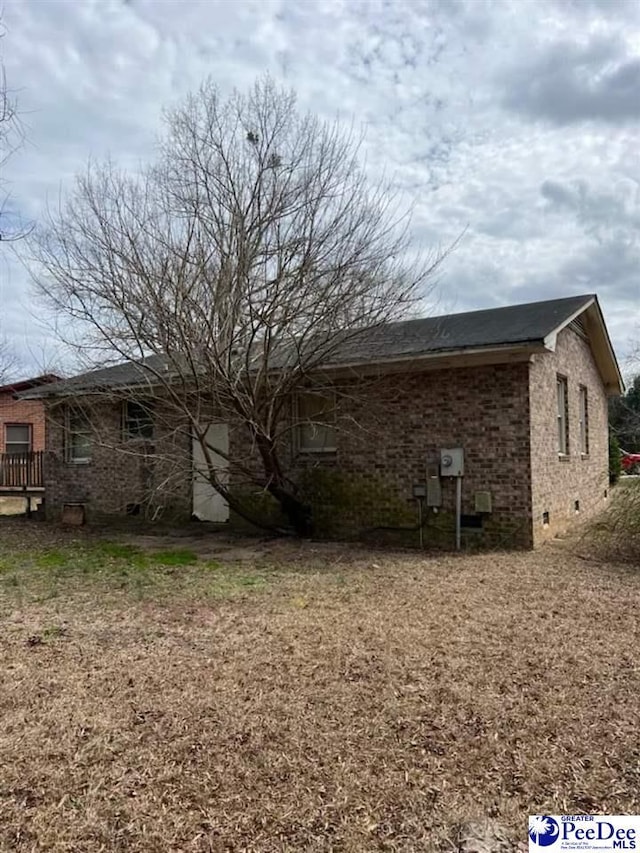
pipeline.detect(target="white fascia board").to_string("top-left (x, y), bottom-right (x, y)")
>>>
top-left (542, 296), bottom-right (596, 351)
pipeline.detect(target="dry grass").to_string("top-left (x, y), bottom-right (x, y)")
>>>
top-left (1, 520), bottom-right (639, 852)
top-left (574, 477), bottom-right (640, 564)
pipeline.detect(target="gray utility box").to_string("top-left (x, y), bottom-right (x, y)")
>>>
top-left (440, 448), bottom-right (464, 477)
top-left (426, 477), bottom-right (442, 507)
top-left (475, 491), bottom-right (493, 513)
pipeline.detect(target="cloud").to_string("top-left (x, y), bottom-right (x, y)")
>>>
top-left (540, 177), bottom-right (640, 236)
top-left (504, 35), bottom-right (640, 125)
top-left (1, 0), bottom-right (639, 374)
top-left (557, 0), bottom-right (640, 20)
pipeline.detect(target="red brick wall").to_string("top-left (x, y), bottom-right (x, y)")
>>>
top-left (0, 391), bottom-right (47, 453)
top-left (43, 364), bottom-right (535, 545)
top-left (529, 327), bottom-right (609, 545)
top-left (229, 362), bottom-right (535, 548)
top-left (42, 330), bottom-right (612, 548)
top-left (44, 400), bottom-right (192, 522)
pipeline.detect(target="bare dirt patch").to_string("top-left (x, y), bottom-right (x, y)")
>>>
top-left (1, 519), bottom-right (639, 851)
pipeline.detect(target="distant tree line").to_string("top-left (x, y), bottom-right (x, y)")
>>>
top-left (610, 373), bottom-right (640, 453)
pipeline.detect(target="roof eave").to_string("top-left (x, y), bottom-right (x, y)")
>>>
top-left (18, 379), bottom-right (167, 401)
top-left (543, 296), bottom-right (624, 396)
top-left (314, 341), bottom-right (547, 377)
top-left (0, 373), bottom-right (62, 396)
top-left (542, 296), bottom-right (596, 351)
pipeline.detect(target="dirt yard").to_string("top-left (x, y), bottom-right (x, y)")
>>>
top-left (0, 519), bottom-right (638, 852)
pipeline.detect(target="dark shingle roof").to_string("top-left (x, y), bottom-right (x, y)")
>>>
top-left (0, 373), bottom-right (61, 395)
top-left (19, 355), bottom-right (170, 398)
top-left (325, 294), bottom-right (594, 365)
top-left (20, 295), bottom-right (595, 397)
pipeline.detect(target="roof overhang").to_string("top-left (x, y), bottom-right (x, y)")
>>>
top-left (20, 380), bottom-right (164, 402)
top-left (542, 296), bottom-right (624, 396)
top-left (314, 342), bottom-right (546, 379)
top-left (16, 295), bottom-right (625, 397)
top-left (0, 373), bottom-right (61, 396)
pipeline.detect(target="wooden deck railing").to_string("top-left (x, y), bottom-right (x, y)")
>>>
top-left (0, 451), bottom-right (45, 489)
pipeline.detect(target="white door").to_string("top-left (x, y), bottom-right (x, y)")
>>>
top-left (192, 423), bottom-right (229, 522)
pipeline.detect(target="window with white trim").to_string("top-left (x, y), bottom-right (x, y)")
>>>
top-left (579, 385), bottom-right (589, 455)
top-left (5, 424), bottom-right (31, 455)
top-left (67, 410), bottom-right (92, 463)
top-left (557, 375), bottom-right (568, 456)
top-left (297, 392), bottom-right (336, 453)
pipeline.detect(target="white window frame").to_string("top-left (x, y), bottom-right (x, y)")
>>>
top-left (4, 423), bottom-right (32, 456)
top-left (66, 409), bottom-right (92, 464)
top-left (557, 375), bottom-right (568, 456)
top-left (296, 391), bottom-right (337, 453)
top-left (579, 385), bottom-right (589, 456)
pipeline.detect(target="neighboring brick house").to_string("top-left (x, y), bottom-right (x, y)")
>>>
top-left (0, 374), bottom-right (60, 457)
top-left (0, 374), bottom-right (60, 500)
top-left (19, 295), bottom-right (623, 548)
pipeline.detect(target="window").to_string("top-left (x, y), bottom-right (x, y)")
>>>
top-left (123, 401), bottom-right (154, 441)
top-left (297, 392), bottom-right (336, 452)
top-left (579, 385), bottom-right (589, 455)
top-left (67, 410), bottom-right (92, 463)
top-left (557, 375), bottom-right (568, 455)
top-left (5, 424), bottom-right (31, 455)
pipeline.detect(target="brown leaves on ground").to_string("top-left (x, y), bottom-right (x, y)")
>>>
top-left (0, 520), bottom-right (639, 852)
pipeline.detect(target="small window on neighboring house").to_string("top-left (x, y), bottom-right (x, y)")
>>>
top-left (67, 410), bottom-right (92, 463)
top-left (297, 392), bottom-right (337, 453)
top-left (557, 375), bottom-right (569, 455)
top-left (579, 385), bottom-right (589, 455)
top-left (123, 401), bottom-right (154, 441)
top-left (5, 424), bottom-right (31, 455)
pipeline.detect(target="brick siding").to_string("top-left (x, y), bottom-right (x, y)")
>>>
top-left (250, 362), bottom-right (535, 548)
top-left (529, 327), bottom-right (609, 545)
top-left (0, 392), bottom-right (47, 453)
top-left (42, 326), bottom-right (611, 548)
top-left (44, 400), bottom-right (192, 523)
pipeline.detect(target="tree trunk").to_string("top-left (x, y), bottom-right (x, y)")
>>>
top-left (255, 433), bottom-right (313, 536)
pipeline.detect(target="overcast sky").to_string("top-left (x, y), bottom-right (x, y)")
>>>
top-left (1, 0), bottom-right (639, 375)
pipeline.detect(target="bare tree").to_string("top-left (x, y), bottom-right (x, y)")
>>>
top-left (0, 16), bottom-right (26, 243)
top-left (0, 333), bottom-right (19, 384)
top-left (31, 78), bottom-right (450, 533)
top-left (0, 21), bottom-right (28, 383)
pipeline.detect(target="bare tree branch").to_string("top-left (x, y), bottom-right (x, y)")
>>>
top-left (30, 77), bottom-right (453, 533)
top-left (0, 332), bottom-right (19, 384)
top-left (0, 16), bottom-right (28, 243)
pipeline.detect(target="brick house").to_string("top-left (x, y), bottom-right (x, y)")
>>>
top-left (0, 374), bottom-right (60, 500)
top-left (0, 375), bottom-right (61, 455)
top-left (20, 295), bottom-right (623, 548)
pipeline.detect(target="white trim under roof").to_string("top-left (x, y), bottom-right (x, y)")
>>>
top-left (543, 296), bottom-right (623, 395)
top-left (543, 296), bottom-right (596, 351)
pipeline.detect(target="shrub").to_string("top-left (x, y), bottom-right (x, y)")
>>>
top-left (585, 479), bottom-right (640, 564)
top-left (607, 479), bottom-right (640, 563)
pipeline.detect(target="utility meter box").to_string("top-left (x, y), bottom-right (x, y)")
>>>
top-left (440, 447), bottom-right (464, 477)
